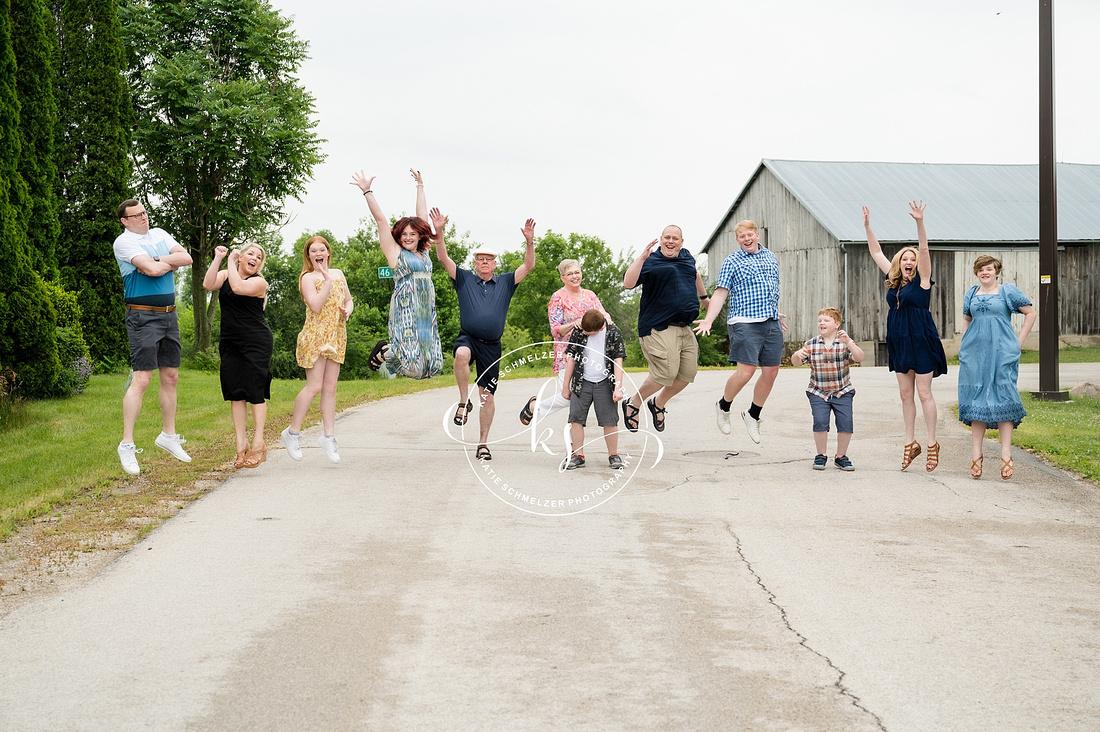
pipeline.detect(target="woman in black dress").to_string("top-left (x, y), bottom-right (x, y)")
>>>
top-left (202, 244), bottom-right (273, 467)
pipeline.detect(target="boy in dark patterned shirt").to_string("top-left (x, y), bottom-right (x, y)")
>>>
top-left (560, 309), bottom-right (627, 471)
top-left (790, 307), bottom-right (866, 470)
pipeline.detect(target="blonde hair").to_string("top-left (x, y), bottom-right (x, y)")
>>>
top-left (972, 254), bottom-right (1002, 276)
top-left (300, 236), bottom-right (332, 278)
top-left (818, 307), bottom-right (842, 325)
top-left (734, 219), bottom-right (759, 235)
top-left (885, 246), bottom-right (919, 290)
top-left (235, 244), bottom-right (267, 275)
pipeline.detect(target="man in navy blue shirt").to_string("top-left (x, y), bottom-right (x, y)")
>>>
top-left (621, 225), bottom-right (710, 433)
top-left (436, 218), bottom-right (537, 460)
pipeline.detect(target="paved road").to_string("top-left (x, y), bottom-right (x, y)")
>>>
top-left (1, 364), bottom-right (1098, 731)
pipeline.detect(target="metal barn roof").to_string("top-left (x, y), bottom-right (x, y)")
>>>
top-left (703, 159), bottom-right (1100, 251)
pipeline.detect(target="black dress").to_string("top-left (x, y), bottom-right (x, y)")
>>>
top-left (219, 275), bottom-right (273, 403)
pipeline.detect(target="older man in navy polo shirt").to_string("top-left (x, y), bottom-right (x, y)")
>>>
top-left (436, 218), bottom-right (536, 460)
top-left (621, 225), bottom-right (710, 434)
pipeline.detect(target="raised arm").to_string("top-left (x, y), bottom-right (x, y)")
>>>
top-left (623, 239), bottom-right (658, 289)
top-left (299, 266), bottom-right (333, 314)
top-left (411, 169), bottom-right (428, 221)
top-left (908, 200), bottom-right (931, 287)
top-left (430, 207), bottom-right (456, 279)
top-left (225, 250), bottom-right (268, 298)
top-left (513, 219), bottom-right (537, 284)
top-left (352, 170), bottom-right (400, 270)
top-left (863, 206), bottom-right (891, 275)
top-left (202, 246), bottom-right (229, 291)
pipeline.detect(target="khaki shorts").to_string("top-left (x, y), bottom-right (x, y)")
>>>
top-left (639, 325), bottom-right (698, 387)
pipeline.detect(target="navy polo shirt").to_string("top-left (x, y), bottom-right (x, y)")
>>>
top-left (634, 247), bottom-right (700, 337)
top-left (452, 267), bottom-right (517, 342)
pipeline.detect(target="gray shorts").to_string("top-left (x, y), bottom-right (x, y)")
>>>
top-left (727, 319), bottom-right (783, 367)
top-left (568, 378), bottom-right (619, 427)
top-left (125, 308), bottom-right (182, 371)
top-left (807, 391), bottom-right (855, 433)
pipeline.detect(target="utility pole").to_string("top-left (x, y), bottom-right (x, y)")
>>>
top-left (1033, 0), bottom-right (1067, 400)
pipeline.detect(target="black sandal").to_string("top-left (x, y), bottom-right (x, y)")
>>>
top-left (476, 444), bottom-right (491, 461)
top-left (368, 340), bottom-right (389, 371)
top-left (622, 399), bottom-right (640, 433)
top-left (647, 397), bottom-right (666, 432)
top-left (454, 399), bottom-right (472, 426)
top-left (519, 396), bottom-right (536, 426)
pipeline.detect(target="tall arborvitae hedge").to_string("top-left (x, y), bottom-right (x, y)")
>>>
top-left (11, 0), bottom-right (60, 281)
top-left (54, 0), bottom-right (130, 364)
top-left (0, 0), bottom-right (61, 396)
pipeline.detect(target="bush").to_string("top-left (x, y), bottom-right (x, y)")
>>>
top-left (0, 364), bottom-right (29, 432)
top-left (184, 347), bottom-right (220, 372)
top-left (54, 327), bottom-right (93, 395)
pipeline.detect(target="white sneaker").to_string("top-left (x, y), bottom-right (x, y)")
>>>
top-left (118, 442), bottom-right (143, 475)
top-left (155, 432), bottom-right (192, 462)
top-left (741, 411), bottom-right (762, 444)
top-left (318, 434), bottom-right (340, 464)
top-left (282, 427), bottom-right (302, 461)
top-left (715, 401), bottom-right (731, 435)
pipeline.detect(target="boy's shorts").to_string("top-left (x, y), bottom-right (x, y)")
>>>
top-left (727, 319), bottom-right (783, 367)
top-left (454, 332), bottom-right (502, 394)
top-left (568, 378), bottom-right (619, 427)
top-left (807, 390), bottom-right (855, 433)
top-left (639, 325), bottom-right (698, 387)
top-left (126, 308), bottom-right (182, 371)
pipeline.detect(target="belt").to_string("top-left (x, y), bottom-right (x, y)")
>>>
top-left (126, 304), bottom-right (176, 313)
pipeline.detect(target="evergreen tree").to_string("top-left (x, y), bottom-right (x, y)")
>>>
top-left (120, 0), bottom-right (325, 352)
top-left (0, 0), bottom-right (61, 396)
top-left (11, 0), bottom-right (60, 280)
top-left (54, 0), bottom-right (131, 364)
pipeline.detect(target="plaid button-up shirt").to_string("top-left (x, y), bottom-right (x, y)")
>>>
top-left (804, 335), bottom-right (855, 399)
top-left (716, 247), bottom-right (780, 321)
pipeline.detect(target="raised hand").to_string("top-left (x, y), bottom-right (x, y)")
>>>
top-left (908, 200), bottom-right (926, 221)
top-left (227, 249), bottom-right (239, 265)
top-left (350, 170), bottom-right (375, 194)
top-left (862, 206), bottom-right (871, 227)
top-left (410, 168), bottom-right (423, 186)
top-left (837, 329), bottom-right (851, 344)
top-left (521, 218), bottom-right (537, 243)
top-left (692, 318), bottom-right (712, 337)
top-left (214, 245), bottom-right (228, 259)
top-left (429, 207), bottom-right (449, 237)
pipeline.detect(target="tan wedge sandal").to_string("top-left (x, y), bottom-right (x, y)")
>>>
top-left (925, 442), bottom-right (940, 472)
top-left (901, 441), bottom-right (921, 470)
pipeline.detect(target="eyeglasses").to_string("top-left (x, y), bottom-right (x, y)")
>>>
top-left (474, 256), bottom-right (496, 263)
top-left (122, 211), bottom-right (148, 219)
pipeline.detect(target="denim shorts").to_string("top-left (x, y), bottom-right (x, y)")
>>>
top-left (807, 390), bottom-right (854, 433)
top-left (727, 319), bottom-right (783, 367)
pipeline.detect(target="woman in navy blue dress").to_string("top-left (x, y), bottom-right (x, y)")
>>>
top-left (863, 201), bottom-right (948, 472)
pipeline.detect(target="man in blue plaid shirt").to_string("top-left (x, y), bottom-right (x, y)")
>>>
top-left (694, 219), bottom-right (786, 443)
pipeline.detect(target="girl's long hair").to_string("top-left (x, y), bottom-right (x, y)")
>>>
top-left (885, 246), bottom-right (919, 290)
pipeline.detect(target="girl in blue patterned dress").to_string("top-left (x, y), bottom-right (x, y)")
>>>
top-left (958, 255), bottom-right (1036, 480)
top-left (351, 169), bottom-right (444, 380)
top-left (864, 201), bottom-right (949, 472)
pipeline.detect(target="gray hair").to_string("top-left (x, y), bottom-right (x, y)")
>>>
top-left (557, 259), bottom-right (581, 276)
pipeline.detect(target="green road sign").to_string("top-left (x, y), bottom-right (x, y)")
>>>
top-left (378, 267), bottom-right (393, 278)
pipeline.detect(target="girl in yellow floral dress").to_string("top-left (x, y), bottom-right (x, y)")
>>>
top-left (281, 236), bottom-right (353, 464)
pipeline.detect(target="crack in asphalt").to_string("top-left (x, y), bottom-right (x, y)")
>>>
top-left (724, 522), bottom-right (889, 732)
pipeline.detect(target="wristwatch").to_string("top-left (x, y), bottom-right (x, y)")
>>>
top-left (153, 256), bottom-right (160, 262)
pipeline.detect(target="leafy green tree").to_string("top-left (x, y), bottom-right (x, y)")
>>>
top-left (54, 0), bottom-right (132, 364)
top-left (119, 0), bottom-right (325, 352)
top-left (0, 0), bottom-right (61, 396)
top-left (11, 0), bottom-right (60, 280)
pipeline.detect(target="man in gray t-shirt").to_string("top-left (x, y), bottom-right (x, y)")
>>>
top-left (435, 217), bottom-right (537, 461)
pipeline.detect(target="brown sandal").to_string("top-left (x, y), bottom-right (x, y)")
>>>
top-left (901, 441), bottom-right (921, 470)
top-left (970, 457), bottom-right (983, 479)
top-left (243, 444), bottom-right (267, 468)
top-left (1001, 457), bottom-right (1014, 480)
top-left (925, 442), bottom-right (940, 472)
top-left (234, 449), bottom-right (249, 469)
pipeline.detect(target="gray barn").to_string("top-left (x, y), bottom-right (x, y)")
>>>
top-left (701, 159), bottom-right (1100, 356)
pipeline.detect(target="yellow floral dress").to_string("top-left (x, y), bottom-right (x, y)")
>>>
top-left (295, 275), bottom-right (348, 368)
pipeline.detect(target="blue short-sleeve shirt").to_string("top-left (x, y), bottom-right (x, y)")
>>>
top-left (452, 268), bottom-right (518, 342)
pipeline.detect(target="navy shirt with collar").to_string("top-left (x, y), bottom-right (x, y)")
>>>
top-left (452, 267), bottom-right (517, 342)
top-left (634, 247), bottom-right (700, 337)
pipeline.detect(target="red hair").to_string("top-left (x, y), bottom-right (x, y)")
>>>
top-left (392, 217), bottom-right (433, 253)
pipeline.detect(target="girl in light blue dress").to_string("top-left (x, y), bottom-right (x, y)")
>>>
top-left (958, 255), bottom-right (1036, 480)
top-left (351, 168), bottom-right (444, 380)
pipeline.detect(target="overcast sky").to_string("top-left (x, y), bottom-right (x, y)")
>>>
top-left (266, 0), bottom-right (1100, 260)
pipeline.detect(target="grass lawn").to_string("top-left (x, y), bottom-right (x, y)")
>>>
top-left (948, 345), bottom-right (1100, 366)
top-left (1012, 393), bottom-right (1100, 483)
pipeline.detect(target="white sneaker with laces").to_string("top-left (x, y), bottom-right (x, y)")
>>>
top-left (318, 434), bottom-right (340, 463)
top-left (282, 426), bottom-right (302, 461)
top-left (741, 411), bottom-right (762, 444)
top-left (715, 401), bottom-right (731, 435)
top-left (118, 442), bottom-right (143, 475)
top-left (155, 432), bottom-right (192, 462)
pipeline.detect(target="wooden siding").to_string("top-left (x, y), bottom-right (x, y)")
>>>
top-left (706, 169), bottom-right (1100, 343)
